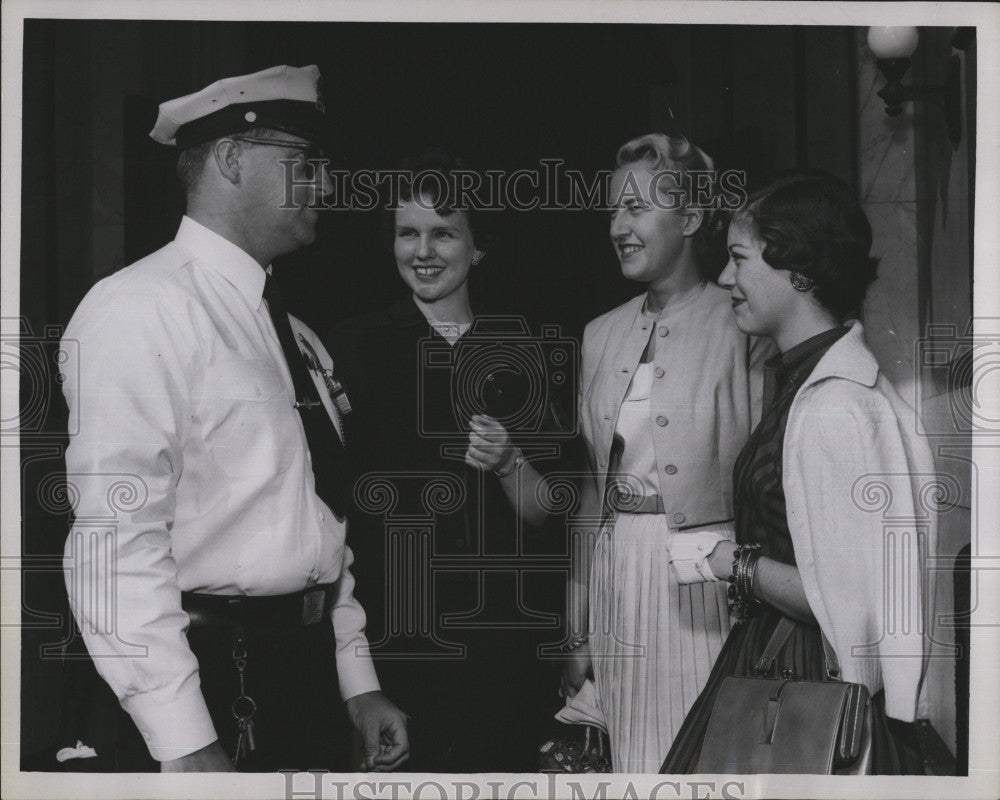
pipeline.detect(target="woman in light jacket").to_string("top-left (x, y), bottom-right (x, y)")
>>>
top-left (662, 171), bottom-right (933, 773)
top-left (470, 133), bottom-right (773, 773)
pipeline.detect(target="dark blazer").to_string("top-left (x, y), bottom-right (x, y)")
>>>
top-left (327, 296), bottom-right (576, 772)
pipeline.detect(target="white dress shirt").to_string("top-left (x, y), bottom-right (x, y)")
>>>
top-left (61, 217), bottom-right (379, 761)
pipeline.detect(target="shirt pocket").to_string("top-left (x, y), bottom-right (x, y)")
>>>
top-left (202, 358), bottom-right (285, 403)
top-left (198, 358), bottom-right (295, 480)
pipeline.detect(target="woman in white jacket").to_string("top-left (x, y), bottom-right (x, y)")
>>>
top-left (662, 171), bottom-right (934, 773)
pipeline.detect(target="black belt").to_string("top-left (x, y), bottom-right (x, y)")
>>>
top-left (182, 584), bottom-right (334, 628)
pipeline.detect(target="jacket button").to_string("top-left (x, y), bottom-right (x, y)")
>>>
top-left (654, 366), bottom-right (665, 378)
top-left (658, 326), bottom-right (670, 337)
top-left (673, 512), bottom-right (686, 525)
top-left (656, 416), bottom-right (668, 427)
top-left (664, 464), bottom-right (677, 474)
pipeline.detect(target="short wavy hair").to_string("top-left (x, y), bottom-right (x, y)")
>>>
top-left (734, 171), bottom-right (878, 320)
top-left (381, 148), bottom-right (494, 255)
top-left (614, 132), bottom-right (725, 280)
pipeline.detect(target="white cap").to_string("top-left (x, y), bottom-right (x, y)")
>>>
top-left (149, 64), bottom-right (325, 149)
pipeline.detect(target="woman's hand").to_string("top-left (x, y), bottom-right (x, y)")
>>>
top-left (465, 414), bottom-right (515, 473)
top-left (706, 540), bottom-right (738, 581)
top-left (561, 641), bottom-right (593, 699)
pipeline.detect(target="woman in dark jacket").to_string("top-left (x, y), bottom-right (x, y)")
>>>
top-left (327, 150), bottom-right (573, 772)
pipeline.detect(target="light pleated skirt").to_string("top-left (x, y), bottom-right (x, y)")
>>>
top-left (590, 512), bottom-right (732, 774)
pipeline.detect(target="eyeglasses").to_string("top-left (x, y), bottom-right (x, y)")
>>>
top-left (232, 136), bottom-right (329, 180)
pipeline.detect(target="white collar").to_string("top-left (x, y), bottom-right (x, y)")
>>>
top-left (174, 216), bottom-right (269, 308)
top-left (798, 320), bottom-right (880, 391)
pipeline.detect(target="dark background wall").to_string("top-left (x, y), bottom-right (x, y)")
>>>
top-left (20, 21), bottom-right (859, 344)
top-left (17, 19), bottom-right (972, 766)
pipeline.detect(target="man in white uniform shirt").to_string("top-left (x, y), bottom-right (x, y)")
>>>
top-left (61, 65), bottom-right (408, 772)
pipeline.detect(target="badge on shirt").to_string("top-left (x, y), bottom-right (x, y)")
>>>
top-left (297, 334), bottom-right (353, 417)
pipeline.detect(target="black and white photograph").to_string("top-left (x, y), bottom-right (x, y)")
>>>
top-left (2, 2), bottom-right (998, 799)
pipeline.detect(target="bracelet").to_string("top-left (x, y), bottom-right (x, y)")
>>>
top-left (727, 543), bottom-right (762, 621)
top-left (493, 448), bottom-right (526, 478)
top-left (559, 634), bottom-right (589, 653)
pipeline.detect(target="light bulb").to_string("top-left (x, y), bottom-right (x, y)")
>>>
top-left (867, 27), bottom-right (919, 59)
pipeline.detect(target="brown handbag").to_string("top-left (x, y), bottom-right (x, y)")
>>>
top-left (696, 617), bottom-right (873, 774)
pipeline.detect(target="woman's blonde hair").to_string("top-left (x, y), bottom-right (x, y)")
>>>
top-left (614, 132), bottom-right (726, 279)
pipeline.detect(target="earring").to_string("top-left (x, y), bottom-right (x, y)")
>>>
top-left (790, 270), bottom-right (814, 292)
top-left (471, 250), bottom-right (484, 266)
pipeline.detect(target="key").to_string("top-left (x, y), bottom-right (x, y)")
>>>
top-left (245, 717), bottom-right (257, 753)
top-left (234, 729), bottom-right (246, 766)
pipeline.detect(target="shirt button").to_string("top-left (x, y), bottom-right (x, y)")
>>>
top-left (673, 512), bottom-right (686, 525)
top-left (319, 511), bottom-right (325, 522)
top-left (664, 464), bottom-right (678, 474)
top-left (656, 416), bottom-right (668, 427)
top-left (455, 539), bottom-right (465, 548)
top-left (654, 366), bottom-right (665, 378)
top-left (658, 326), bottom-right (670, 337)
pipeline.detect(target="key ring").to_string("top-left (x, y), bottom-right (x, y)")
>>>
top-left (232, 694), bottom-right (257, 721)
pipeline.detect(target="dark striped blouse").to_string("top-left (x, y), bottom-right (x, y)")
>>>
top-left (732, 326), bottom-right (849, 563)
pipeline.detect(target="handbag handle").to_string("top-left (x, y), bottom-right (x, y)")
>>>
top-left (755, 616), bottom-right (842, 679)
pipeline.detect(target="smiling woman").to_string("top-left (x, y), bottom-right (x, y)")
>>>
top-left (663, 172), bottom-right (931, 775)
top-left (558, 132), bottom-right (776, 773)
top-left (393, 194), bottom-right (478, 316)
top-left (324, 149), bottom-right (572, 772)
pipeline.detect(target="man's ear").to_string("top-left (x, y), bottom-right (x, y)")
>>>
top-left (212, 139), bottom-right (242, 186)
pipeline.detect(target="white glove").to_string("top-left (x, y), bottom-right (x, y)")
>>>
top-left (667, 530), bottom-right (728, 584)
